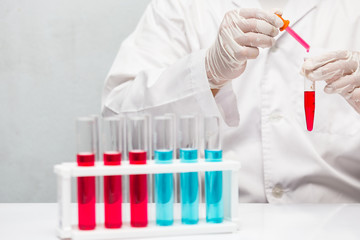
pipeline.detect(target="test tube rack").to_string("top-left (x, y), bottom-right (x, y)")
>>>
top-left (54, 159), bottom-right (240, 240)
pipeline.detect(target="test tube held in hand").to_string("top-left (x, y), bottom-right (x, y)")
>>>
top-left (179, 115), bottom-right (199, 225)
top-left (76, 117), bottom-right (96, 230)
top-left (154, 116), bottom-right (175, 226)
top-left (103, 117), bottom-right (124, 228)
top-left (128, 116), bottom-right (148, 227)
top-left (204, 116), bottom-right (224, 223)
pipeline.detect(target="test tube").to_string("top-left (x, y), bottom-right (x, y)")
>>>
top-left (91, 115), bottom-right (102, 204)
top-left (154, 116), bottom-right (174, 226)
top-left (128, 116), bottom-right (148, 227)
top-left (91, 115), bottom-right (100, 162)
top-left (204, 116), bottom-right (224, 223)
top-left (179, 115), bottom-right (199, 225)
top-left (76, 117), bottom-right (96, 230)
top-left (103, 117), bottom-right (123, 228)
top-left (304, 75), bottom-right (315, 131)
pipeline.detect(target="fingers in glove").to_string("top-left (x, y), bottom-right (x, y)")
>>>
top-left (307, 59), bottom-right (358, 82)
top-left (235, 32), bottom-right (275, 48)
top-left (302, 50), bottom-right (350, 73)
top-left (238, 8), bottom-right (283, 28)
top-left (325, 74), bottom-right (360, 94)
top-left (345, 88), bottom-right (360, 114)
top-left (236, 18), bottom-right (279, 37)
top-left (233, 46), bottom-right (259, 60)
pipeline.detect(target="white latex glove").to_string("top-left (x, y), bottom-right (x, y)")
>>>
top-left (205, 8), bottom-right (283, 89)
top-left (301, 51), bottom-right (360, 114)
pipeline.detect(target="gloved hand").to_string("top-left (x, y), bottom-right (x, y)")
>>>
top-left (301, 51), bottom-right (360, 114)
top-left (205, 8), bottom-right (284, 89)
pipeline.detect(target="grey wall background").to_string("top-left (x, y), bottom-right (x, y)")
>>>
top-left (0, 0), bottom-right (150, 202)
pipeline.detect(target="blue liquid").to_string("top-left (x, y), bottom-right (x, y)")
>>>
top-left (155, 150), bottom-right (174, 226)
top-left (180, 149), bottom-right (199, 225)
top-left (205, 150), bottom-right (223, 223)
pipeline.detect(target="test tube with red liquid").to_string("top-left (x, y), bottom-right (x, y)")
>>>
top-left (76, 117), bottom-right (96, 230)
top-left (103, 117), bottom-right (124, 228)
top-left (304, 76), bottom-right (315, 131)
top-left (128, 116), bottom-right (148, 227)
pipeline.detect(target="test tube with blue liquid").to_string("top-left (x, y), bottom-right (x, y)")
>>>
top-left (179, 115), bottom-right (199, 225)
top-left (154, 116), bottom-right (175, 226)
top-left (204, 116), bottom-right (223, 223)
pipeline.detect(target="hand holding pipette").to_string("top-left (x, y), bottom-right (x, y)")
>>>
top-left (205, 9), bottom-right (283, 89)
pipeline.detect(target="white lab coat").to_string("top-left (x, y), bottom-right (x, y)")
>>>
top-left (102, 0), bottom-right (360, 203)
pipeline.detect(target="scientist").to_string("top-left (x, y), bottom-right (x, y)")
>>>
top-left (102, 0), bottom-right (360, 203)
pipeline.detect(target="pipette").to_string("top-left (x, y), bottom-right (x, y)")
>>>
top-left (276, 14), bottom-right (310, 52)
top-left (276, 14), bottom-right (315, 131)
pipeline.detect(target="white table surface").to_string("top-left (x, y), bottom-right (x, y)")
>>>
top-left (0, 203), bottom-right (359, 240)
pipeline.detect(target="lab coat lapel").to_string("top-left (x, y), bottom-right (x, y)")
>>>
top-left (283, 0), bottom-right (319, 28)
top-left (277, 0), bottom-right (319, 39)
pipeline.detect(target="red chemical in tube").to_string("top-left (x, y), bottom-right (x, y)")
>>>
top-left (77, 153), bottom-right (96, 230)
top-left (129, 150), bottom-right (148, 227)
top-left (104, 152), bottom-right (122, 228)
top-left (304, 91), bottom-right (315, 131)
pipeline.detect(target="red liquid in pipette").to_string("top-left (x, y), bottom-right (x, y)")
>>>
top-left (104, 152), bottom-right (122, 228)
top-left (304, 91), bottom-right (315, 131)
top-left (77, 153), bottom-right (96, 230)
top-left (129, 151), bottom-right (148, 227)
top-left (285, 27), bottom-right (310, 52)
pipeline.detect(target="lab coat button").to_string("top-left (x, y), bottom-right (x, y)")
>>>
top-left (272, 185), bottom-right (283, 198)
top-left (269, 113), bottom-right (283, 122)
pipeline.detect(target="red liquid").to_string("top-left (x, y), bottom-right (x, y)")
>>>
top-left (304, 91), bottom-right (315, 131)
top-left (104, 152), bottom-right (122, 228)
top-left (129, 151), bottom-right (148, 227)
top-left (77, 153), bottom-right (96, 230)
